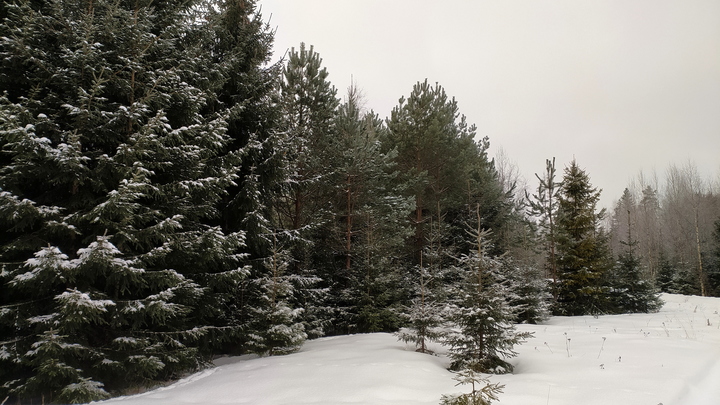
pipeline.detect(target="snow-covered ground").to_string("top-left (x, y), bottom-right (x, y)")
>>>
top-left (97, 294), bottom-right (720, 405)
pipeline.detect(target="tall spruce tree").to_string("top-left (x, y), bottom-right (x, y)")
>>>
top-left (0, 0), bottom-right (261, 401)
top-left (196, 0), bottom-right (293, 355)
top-left (202, 0), bottom-right (281, 242)
top-left (555, 160), bottom-right (611, 315)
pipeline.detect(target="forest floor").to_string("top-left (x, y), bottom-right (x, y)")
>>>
top-left (97, 293), bottom-right (720, 405)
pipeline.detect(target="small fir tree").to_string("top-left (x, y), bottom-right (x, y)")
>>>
top-left (396, 217), bottom-right (451, 353)
top-left (606, 191), bottom-right (662, 313)
top-left (439, 369), bottom-right (505, 405)
top-left (609, 249), bottom-right (663, 313)
top-left (500, 258), bottom-right (551, 324)
top-left (246, 231), bottom-right (307, 355)
top-left (654, 252), bottom-right (676, 294)
top-left (443, 206), bottom-right (532, 373)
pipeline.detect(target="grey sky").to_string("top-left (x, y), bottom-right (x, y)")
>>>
top-left (259, 0), bottom-right (720, 209)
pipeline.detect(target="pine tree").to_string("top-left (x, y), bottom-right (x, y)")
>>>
top-left (526, 158), bottom-right (561, 300)
top-left (637, 186), bottom-right (662, 280)
top-left (385, 80), bottom-right (509, 265)
top-left (274, 43), bottom-right (339, 337)
top-left (329, 85), bottom-right (414, 334)
top-left (554, 160), bottom-right (611, 316)
top-left (275, 42), bottom-right (339, 247)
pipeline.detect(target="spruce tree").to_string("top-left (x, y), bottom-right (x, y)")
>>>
top-left (439, 369), bottom-right (505, 405)
top-left (443, 206), bottom-right (532, 373)
top-left (202, 0), bottom-right (281, 244)
top-left (0, 0), bottom-right (255, 400)
top-left (654, 252), bottom-right (676, 293)
top-left (606, 189), bottom-right (662, 313)
top-left (500, 258), bottom-right (551, 324)
top-left (610, 250), bottom-right (663, 313)
top-left (396, 216), bottom-right (451, 353)
top-left (245, 231), bottom-right (307, 355)
top-left (554, 160), bottom-right (611, 316)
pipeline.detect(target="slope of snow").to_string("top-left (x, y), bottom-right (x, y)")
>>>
top-left (97, 294), bottom-right (720, 405)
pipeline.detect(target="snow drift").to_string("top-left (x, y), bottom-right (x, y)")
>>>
top-left (98, 294), bottom-right (720, 405)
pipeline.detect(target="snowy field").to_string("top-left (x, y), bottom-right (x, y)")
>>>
top-left (97, 294), bottom-right (720, 405)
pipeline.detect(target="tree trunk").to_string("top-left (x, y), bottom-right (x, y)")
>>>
top-left (694, 206), bottom-right (707, 296)
top-left (345, 175), bottom-right (354, 272)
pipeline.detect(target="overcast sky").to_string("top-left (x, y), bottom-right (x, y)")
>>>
top-left (259, 0), bottom-right (720, 209)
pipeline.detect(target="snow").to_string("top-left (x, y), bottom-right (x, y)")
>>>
top-left (58, 289), bottom-right (115, 310)
top-left (96, 294), bottom-right (720, 405)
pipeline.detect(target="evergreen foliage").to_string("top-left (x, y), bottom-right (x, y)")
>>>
top-left (328, 86), bottom-right (414, 334)
top-left (245, 231), bottom-right (308, 355)
top-left (526, 158), bottom-right (561, 300)
top-left (439, 369), bottom-right (505, 405)
top-left (0, 0), bottom-right (690, 400)
top-left (396, 217), bottom-right (452, 353)
top-left (203, 0), bottom-right (283, 249)
top-left (500, 258), bottom-right (551, 324)
top-left (275, 42), bottom-right (339, 238)
top-left (0, 0), bottom-right (271, 400)
top-left (654, 252), bottom-right (676, 293)
top-left (384, 80), bottom-right (510, 264)
top-left (709, 219), bottom-right (720, 296)
top-left (554, 160), bottom-right (611, 316)
top-left (443, 207), bottom-right (532, 373)
top-left (605, 189), bottom-right (662, 313)
top-left (274, 42), bottom-right (339, 338)
top-left (636, 186), bottom-right (662, 280)
top-left (608, 248), bottom-right (663, 313)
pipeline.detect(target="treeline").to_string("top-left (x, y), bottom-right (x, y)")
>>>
top-left (0, 0), bottom-right (710, 403)
top-left (607, 164), bottom-right (720, 297)
top-left (0, 1), bottom-right (527, 402)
